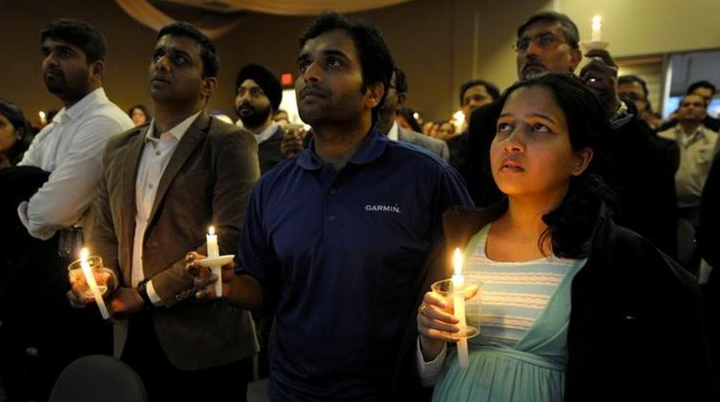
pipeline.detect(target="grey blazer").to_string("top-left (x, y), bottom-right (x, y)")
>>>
top-left (398, 126), bottom-right (450, 161)
top-left (90, 113), bottom-right (260, 370)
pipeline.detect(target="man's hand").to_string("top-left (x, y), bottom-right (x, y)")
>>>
top-left (185, 251), bottom-right (235, 299)
top-left (108, 287), bottom-right (144, 322)
top-left (280, 126), bottom-right (307, 158)
top-left (580, 49), bottom-right (621, 117)
top-left (67, 267), bottom-right (115, 308)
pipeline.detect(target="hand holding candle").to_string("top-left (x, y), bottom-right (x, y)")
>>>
top-left (79, 248), bottom-right (110, 319)
top-left (206, 226), bottom-right (223, 298)
top-left (452, 248), bottom-right (469, 369)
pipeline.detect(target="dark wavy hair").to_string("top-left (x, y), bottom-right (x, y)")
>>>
top-left (299, 11), bottom-right (395, 126)
top-left (495, 73), bottom-right (617, 258)
top-left (0, 99), bottom-right (33, 165)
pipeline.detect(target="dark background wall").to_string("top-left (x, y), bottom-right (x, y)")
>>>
top-left (0, 0), bottom-right (466, 123)
top-left (2, 0), bottom-right (717, 126)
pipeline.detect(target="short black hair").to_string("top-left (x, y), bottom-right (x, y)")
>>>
top-left (157, 22), bottom-right (219, 78)
top-left (459, 79), bottom-right (501, 104)
top-left (40, 18), bottom-right (106, 62)
top-left (517, 11), bottom-right (580, 50)
top-left (618, 75), bottom-right (649, 99)
top-left (299, 11), bottom-right (395, 125)
top-left (687, 80), bottom-right (716, 97)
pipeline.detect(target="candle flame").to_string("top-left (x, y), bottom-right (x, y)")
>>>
top-left (453, 248), bottom-right (463, 276)
top-left (592, 15), bottom-right (602, 27)
top-left (80, 247), bottom-right (89, 261)
top-left (39, 111), bottom-right (46, 119)
top-left (208, 226), bottom-right (215, 235)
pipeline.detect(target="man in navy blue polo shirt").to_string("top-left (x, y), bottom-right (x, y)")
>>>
top-left (188, 11), bottom-right (472, 401)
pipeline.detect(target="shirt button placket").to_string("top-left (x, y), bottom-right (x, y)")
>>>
top-left (328, 186), bottom-right (338, 223)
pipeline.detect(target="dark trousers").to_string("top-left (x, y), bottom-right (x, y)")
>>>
top-left (120, 311), bottom-right (252, 402)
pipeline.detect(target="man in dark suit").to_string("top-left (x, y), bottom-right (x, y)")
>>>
top-left (73, 22), bottom-right (260, 401)
top-left (377, 67), bottom-right (450, 160)
top-left (235, 63), bottom-right (286, 174)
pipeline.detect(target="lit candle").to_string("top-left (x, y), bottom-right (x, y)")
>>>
top-left (452, 248), bottom-right (469, 369)
top-left (38, 111), bottom-right (46, 125)
top-left (591, 15), bottom-right (602, 42)
top-left (80, 248), bottom-right (109, 319)
top-left (206, 226), bottom-right (222, 297)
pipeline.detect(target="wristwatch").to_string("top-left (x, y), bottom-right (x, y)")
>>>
top-left (136, 279), bottom-right (154, 309)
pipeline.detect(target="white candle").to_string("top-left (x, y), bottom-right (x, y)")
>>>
top-left (452, 248), bottom-right (469, 369)
top-left (80, 248), bottom-right (109, 319)
top-left (591, 15), bottom-right (602, 42)
top-left (206, 226), bottom-right (222, 297)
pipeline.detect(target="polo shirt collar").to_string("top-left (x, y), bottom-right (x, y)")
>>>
top-left (296, 128), bottom-right (387, 171)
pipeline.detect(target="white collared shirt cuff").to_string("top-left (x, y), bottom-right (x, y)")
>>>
top-left (416, 337), bottom-right (447, 387)
top-left (146, 280), bottom-right (165, 306)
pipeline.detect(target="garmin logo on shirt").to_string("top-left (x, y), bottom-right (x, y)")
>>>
top-left (365, 204), bottom-right (402, 214)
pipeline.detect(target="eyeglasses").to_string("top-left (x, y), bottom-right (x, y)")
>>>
top-left (619, 92), bottom-right (646, 103)
top-left (512, 33), bottom-right (569, 52)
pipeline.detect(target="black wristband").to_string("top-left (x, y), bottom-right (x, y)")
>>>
top-left (136, 279), bottom-right (154, 309)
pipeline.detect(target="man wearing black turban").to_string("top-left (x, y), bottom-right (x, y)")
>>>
top-left (234, 63), bottom-right (285, 173)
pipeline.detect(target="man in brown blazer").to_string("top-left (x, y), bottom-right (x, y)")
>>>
top-left (76, 22), bottom-right (260, 401)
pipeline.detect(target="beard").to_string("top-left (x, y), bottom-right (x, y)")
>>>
top-left (237, 103), bottom-right (272, 129)
top-left (44, 70), bottom-right (67, 95)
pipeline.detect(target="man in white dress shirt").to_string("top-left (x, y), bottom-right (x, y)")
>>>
top-left (0, 19), bottom-right (132, 402)
top-left (18, 18), bottom-right (133, 240)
